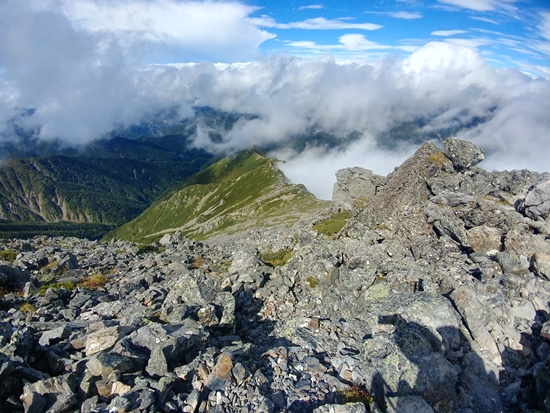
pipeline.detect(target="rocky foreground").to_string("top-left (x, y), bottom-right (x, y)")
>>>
top-left (1, 138), bottom-right (550, 413)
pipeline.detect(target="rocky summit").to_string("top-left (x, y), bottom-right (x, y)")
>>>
top-left (1, 138), bottom-right (550, 413)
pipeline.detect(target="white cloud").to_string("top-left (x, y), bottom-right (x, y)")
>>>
top-left (438, 0), bottom-right (498, 12)
top-left (363, 11), bottom-right (422, 20)
top-left (299, 4), bottom-right (324, 10)
top-left (540, 12), bottom-right (550, 41)
top-left (470, 16), bottom-right (499, 25)
top-left (431, 30), bottom-right (468, 36)
top-left (56, 0), bottom-right (275, 62)
top-left (445, 38), bottom-right (491, 48)
top-left (438, 0), bottom-right (518, 14)
top-left (251, 16), bottom-right (382, 31)
top-left (388, 11), bottom-right (423, 19)
top-left (274, 141), bottom-right (414, 199)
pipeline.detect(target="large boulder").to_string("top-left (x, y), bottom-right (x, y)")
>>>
top-left (333, 167), bottom-right (386, 209)
top-left (443, 138), bottom-right (484, 171)
top-left (518, 176), bottom-right (550, 221)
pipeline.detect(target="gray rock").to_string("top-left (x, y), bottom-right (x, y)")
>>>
top-left (145, 345), bottom-right (169, 378)
top-left (531, 252), bottom-right (550, 280)
top-left (86, 353), bottom-right (134, 378)
top-left (519, 177), bottom-right (550, 220)
top-left (333, 167), bottom-right (386, 208)
top-left (430, 192), bottom-right (475, 207)
top-left (314, 403), bottom-right (367, 413)
top-left (496, 252), bottom-right (530, 275)
top-left (206, 353), bottom-right (233, 390)
top-left (21, 376), bottom-right (76, 413)
top-left (0, 264), bottom-right (30, 291)
top-left (39, 326), bottom-right (71, 347)
top-left (85, 326), bottom-right (131, 357)
top-left (228, 250), bottom-right (261, 274)
top-left (385, 395), bottom-right (434, 413)
top-left (443, 138), bottom-right (484, 171)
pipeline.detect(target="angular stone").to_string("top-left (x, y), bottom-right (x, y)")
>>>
top-left (23, 281), bottom-right (37, 298)
top-left (39, 326), bottom-right (72, 347)
top-left (314, 403), bottom-right (368, 413)
top-left (206, 353), bottom-right (233, 390)
top-left (511, 301), bottom-right (536, 321)
top-left (430, 192), bottom-right (475, 207)
top-left (21, 376), bottom-right (76, 413)
top-left (443, 138), bottom-right (484, 171)
top-left (95, 379), bottom-right (113, 398)
top-left (85, 326), bottom-right (131, 357)
top-left (228, 250), bottom-right (260, 275)
top-left (386, 396), bottom-right (434, 413)
top-left (519, 177), bottom-right (550, 220)
top-left (145, 346), bottom-right (168, 378)
top-left (531, 253), bottom-right (550, 280)
top-left (496, 252), bottom-right (530, 275)
top-left (86, 353), bottom-right (134, 378)
top-left (231, 363), bottom-right (247, 383)
top-left (332, 167), bottom-right (386, 209)
top-left (111, 381), bottom-right (132, 397)
top-left (467, 225), bottom-right (501, 253)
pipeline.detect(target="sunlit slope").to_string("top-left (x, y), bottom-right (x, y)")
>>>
top-left (106, 150), bottom-right (328, 242)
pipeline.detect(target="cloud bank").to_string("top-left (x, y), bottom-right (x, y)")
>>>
top-left (0, 1), bottom-right (549, 199)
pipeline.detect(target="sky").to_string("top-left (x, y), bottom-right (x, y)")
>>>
top-left (0, 0), bottom-right (549, 198)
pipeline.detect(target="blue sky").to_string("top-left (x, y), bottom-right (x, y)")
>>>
top-left (247, 0), bottom-right (550, 77)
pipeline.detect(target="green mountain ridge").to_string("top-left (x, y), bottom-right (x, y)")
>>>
top-left (107, 150), bottom-right (329, 243)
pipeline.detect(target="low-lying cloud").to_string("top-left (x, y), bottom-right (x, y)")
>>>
top-left (0, 1), bottom-right (549, 199)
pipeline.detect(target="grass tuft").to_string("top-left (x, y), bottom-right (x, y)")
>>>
top-left (0, 249), bottom-right (17, 262)
top-left (336, 384), bottom-right (374, 409)
top-left (427, 151), bottom-right (448, 166)
top-left (80, 274), bottom-right (108, 289)
top-left (190, 256), bottom-right (205, 269)
top-left (37, 280), bottom-right (77, 296)
top-left (19, 302), bottom-right (36, 314)
top-left (259, 248), bottom-right (293, 267)
top-left (313, 210), bottom-right (352, 237)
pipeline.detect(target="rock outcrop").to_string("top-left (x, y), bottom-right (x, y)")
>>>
top-left (0, 138), bottom-right (549, 413)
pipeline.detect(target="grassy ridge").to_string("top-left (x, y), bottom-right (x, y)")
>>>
top-left (107, 150), bottom-right (328, 243)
